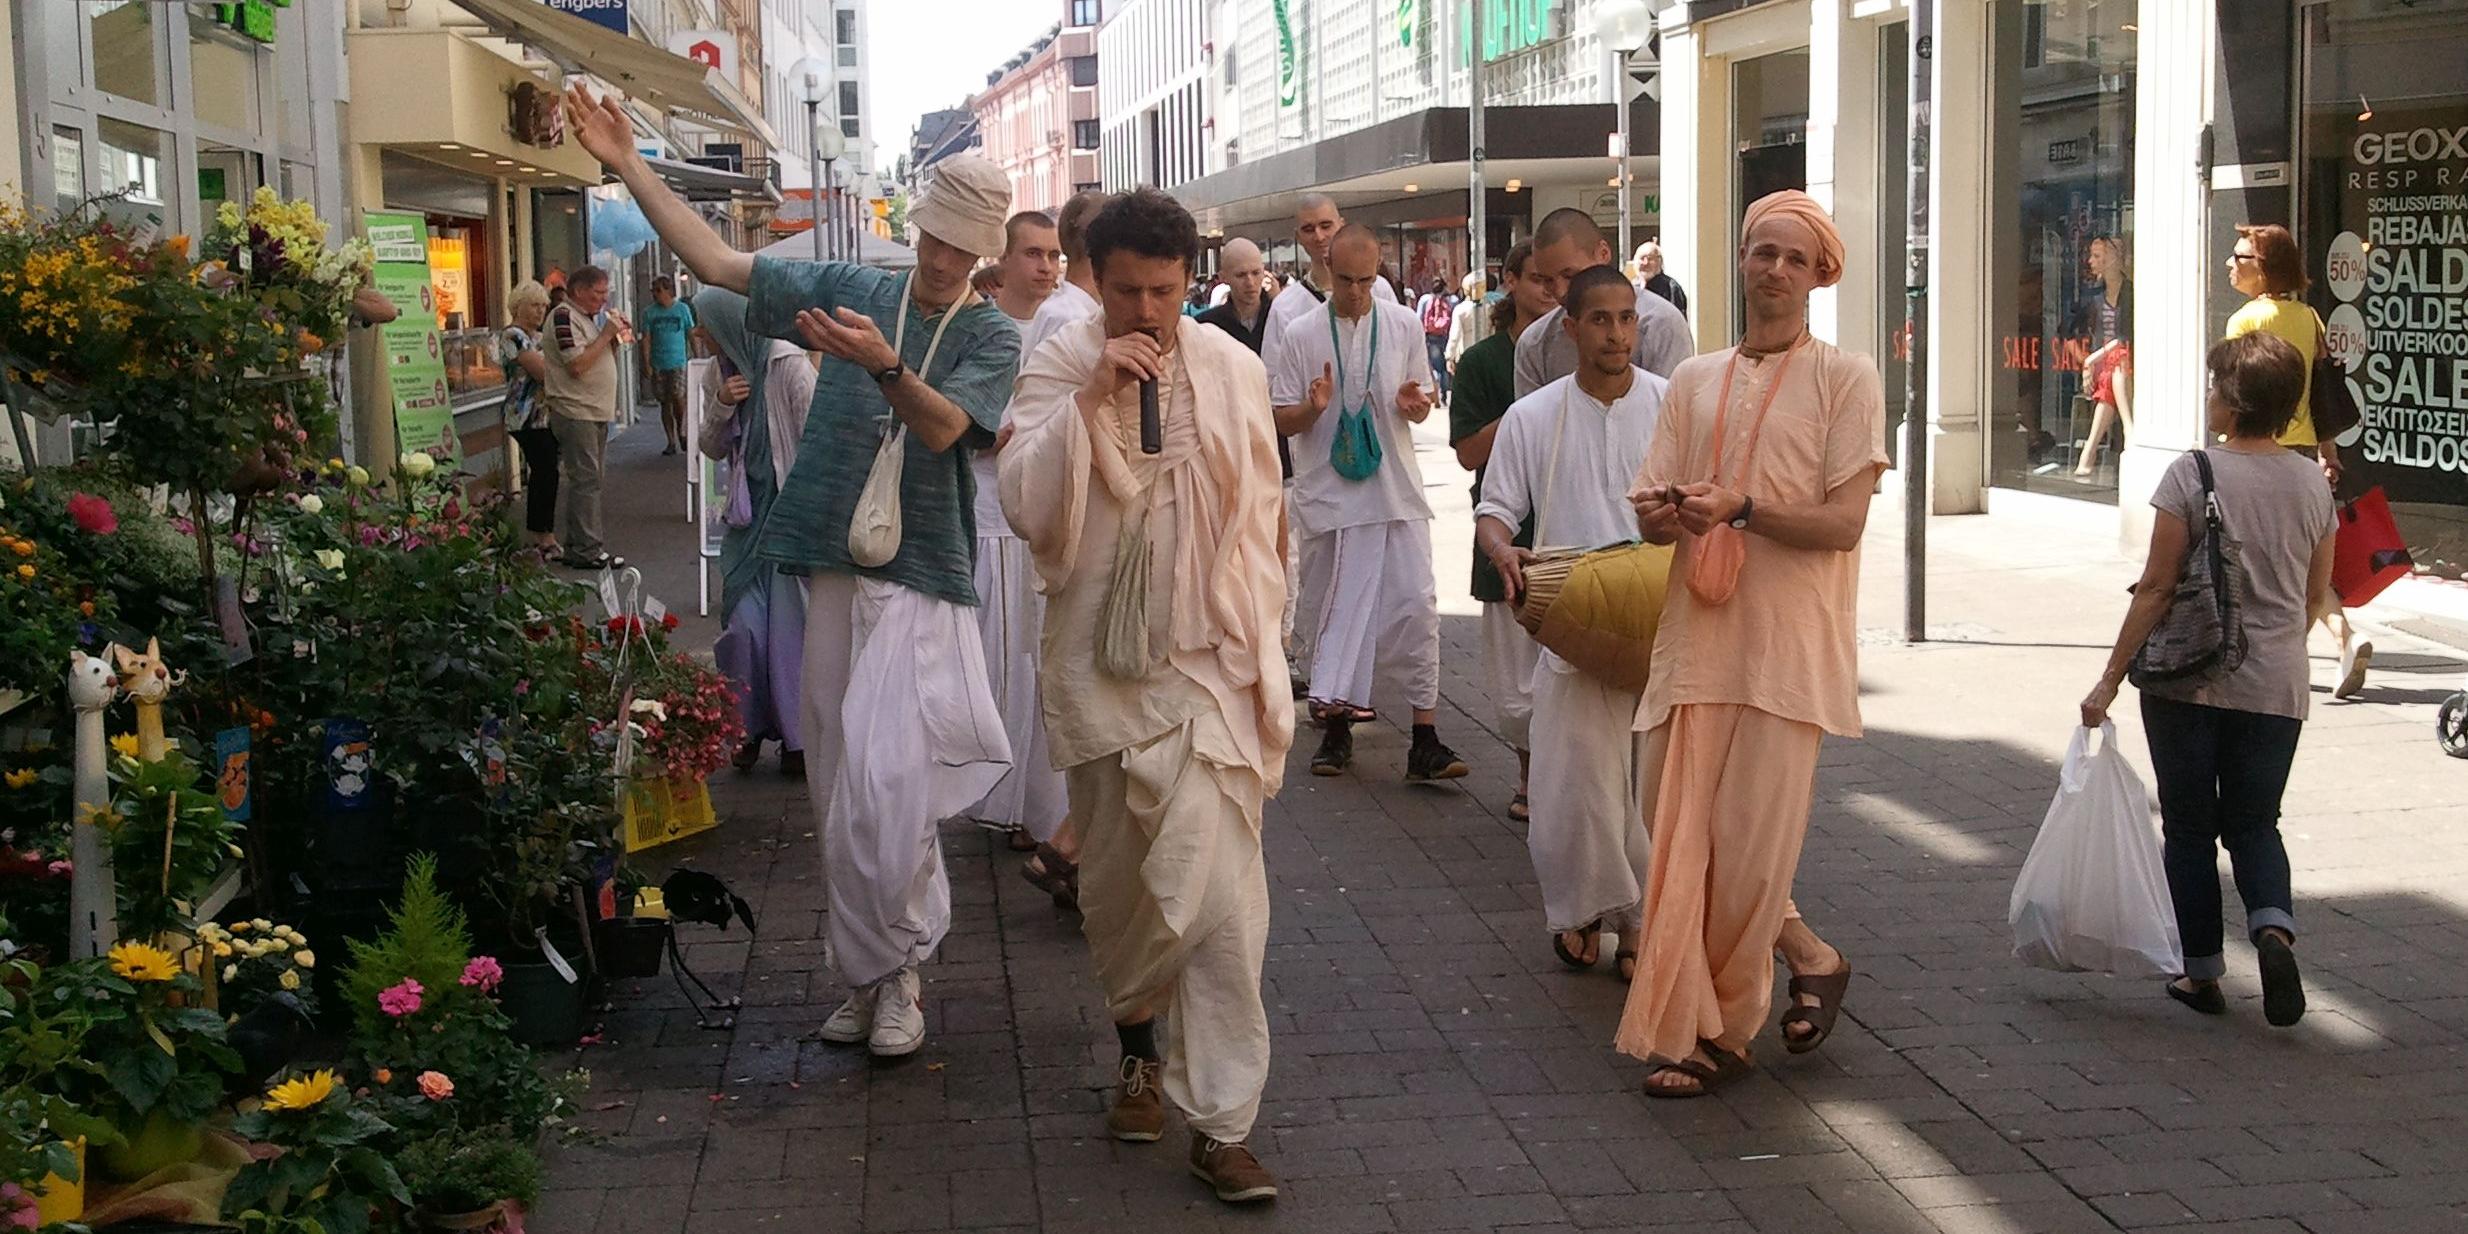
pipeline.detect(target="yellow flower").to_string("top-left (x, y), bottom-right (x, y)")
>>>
top-left (2, 769), bottom-right (34, 789)
top-left (213, 940), bottom-right (233, 958)
top-left (313, 549), bottom-right (346, 573)
top-left (262, 1069), bottom-right (338, 1113)
top-left (108, 941), bottom-right (181, 983)
top-left (279, 968), bottom-right (302, 991)
top-left (12, 563), bottom-right (30, 580)
top-left (294, 950), bottom-right (316, 969)
top-left (110, 734), bottom-right (140, 759)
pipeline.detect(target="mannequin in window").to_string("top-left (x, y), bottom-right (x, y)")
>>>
top-left (2073, 235), bottom-right (2133, 477)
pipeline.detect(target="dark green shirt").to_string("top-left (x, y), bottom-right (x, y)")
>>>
top-left (1446, 331), bottom-right (1532, 604)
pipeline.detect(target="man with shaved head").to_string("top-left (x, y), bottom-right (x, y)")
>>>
top-left (1614, 190), bottom-right (1884, 1098)
top-left (1269, 224), bottom-right (1468, 782)
top-left (1513, 208), bottom-right (1694, 398)
top-left (1262, 194), bottom-right (1400, 370)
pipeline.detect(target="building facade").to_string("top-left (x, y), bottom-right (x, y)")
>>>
top-left (1653, 0), bottom-right (2466, 601)
top-left (1097, 0), bottom-right (1212, 191)
top-left (971, 3), bottom-right (1108, 217)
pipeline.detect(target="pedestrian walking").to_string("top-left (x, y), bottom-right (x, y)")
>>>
top-left (2081, 331), bottom-right (2332, 1028)
top-left (1475, 266), bottom-right (1667, 978)
top-left (1444, 269), bottom-right (1490, 376)
top-left (1634, 241), bottom-right (1689, 318)
top-left (1515, 210), bottom-right (1694, 397)
top-left (2224, 223), bottom-right (2371, 697)
top-left (498, 279), bottom-right (559, 559)
top-left (693, 287), bottom-right (814, 779)
top-left (1000, 188), bottom-right (1292, 1206)
top-left (1447, 241), bottom-right (1547, 820)
top-left (565, 85), bottom-right (1023, 1058)
top-left (1270, 225), bottom-right (1469, 782)
top-left (1615, 190), bottom-right (1882, 1097)
top-left (640, 276), bottom-right (698, 455)
top-left (970, 210), bottom-right (1071, 856)
top-left (541, 264), bottom-right (630, 570)
top-left (1417, 277), bottom-right (1458, 404)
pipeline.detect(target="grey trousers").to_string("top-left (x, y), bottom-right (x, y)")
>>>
top-left (551, 415), bottom-right (609, 558)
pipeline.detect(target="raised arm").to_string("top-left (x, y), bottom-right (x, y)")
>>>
top-left (564, 86), bottom-right (754, 292)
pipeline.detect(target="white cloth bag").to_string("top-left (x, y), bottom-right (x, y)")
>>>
top-left (846, 274), bottom-right (970, 569)
top-left (2009, 722), bottom-right (2183, 977)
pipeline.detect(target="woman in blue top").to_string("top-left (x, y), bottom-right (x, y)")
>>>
top-left (693, 288), bottom-right (817, 776)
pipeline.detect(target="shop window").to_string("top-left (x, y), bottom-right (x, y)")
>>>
top-left (95, 118), bottom-right (171, 233)
top-left (1984, 0), bottom-right (2136, 502)
top-left (188, 16), bottom-right (264, 134)
top-left (2303, 0), bottom-right (2468, 575)
top-left (88, 1), bottom-right (162, 106)
top-left (197, 143), bottom-right (262, 212)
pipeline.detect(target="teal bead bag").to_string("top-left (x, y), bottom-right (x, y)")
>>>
top-left (1327, 307), bottom-right (1385, 482)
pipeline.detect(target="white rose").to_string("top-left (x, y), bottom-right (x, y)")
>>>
top-left (399, 451), bottom-right (437, 479)
top-left (314, 549), bottom-right (346, 573)
top-left (297, 494), bottom-right (324, 516)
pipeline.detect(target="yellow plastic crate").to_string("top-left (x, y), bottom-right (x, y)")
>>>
top-left (621, 777), bottom-right (718, 852)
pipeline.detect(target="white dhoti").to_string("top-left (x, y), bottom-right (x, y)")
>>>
top-left (1282, 483), bottom-right (1309, 659)
top-left (1299, 519), bottom-right (1441, 712)
top-left (967, 535), bottom-right (1069, 840)
top-left (801, 573), bottom-right (1012, 989)
top-left (1527, 651), bottom-right (1650, 935)
top-left (1480, 600), bottom-right (1540, 751)
top-left (1068, 715), bottom-right (1271, 1144)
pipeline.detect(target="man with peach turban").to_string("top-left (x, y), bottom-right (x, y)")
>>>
top-left (1615, 189), bottom-right (1887, 1097)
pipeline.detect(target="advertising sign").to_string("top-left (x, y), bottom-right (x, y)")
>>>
top-left (1273, 0), bottom-right (1300, 107)
top-left (544, 0), bottom-right (629, 35)
top-left (362, 211), bottom-right (461, 467)
top-left (2320, 111), bottom-right (2468, 506)
top-left (669, 29), bottom-right (737, 78)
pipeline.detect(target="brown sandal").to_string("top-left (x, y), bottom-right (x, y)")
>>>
top-left (1551, 920), bottom-right (1602, 969)
top-left (1021, 843), bottom-right (1079, 911)
top-left (1644, 1040), bottom-right (1754, 1099)
top-left (1780, 965), bottom-right (1852, 1054)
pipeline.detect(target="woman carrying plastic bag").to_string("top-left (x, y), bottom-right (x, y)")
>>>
top-left (2009, 723), bottom-right (2179, 979)
top-left (2076, 332), bottom-right (2337, 1027)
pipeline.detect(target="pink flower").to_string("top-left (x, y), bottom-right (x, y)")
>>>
top-left (45, 860), bottom-right (71, 877)
top-left (377, 978), bottom-right (424, 1018)
top-left (417, 1070), bottom-right (454, 1101)
top-left (67, 492), bottom-right (118, 535)
top-left (459, 956), bottom-right (504, 994)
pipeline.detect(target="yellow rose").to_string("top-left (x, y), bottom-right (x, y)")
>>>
top-left (279, 968), bottom-right (302, 991)
top-left (224, 964), bottom-right (239, 982)
top-left (346, 465), bottom-right (371, 487)
top-left (294, 950), bottom-right (316, 969)
top-left (213, 941), bottom-right (233, 958)
top-left (313, 549), bottom-right (346, 573)
top-left (398, 451), bottom-right (437, 479)
top-left (298, 494), bottom-right (324, 516)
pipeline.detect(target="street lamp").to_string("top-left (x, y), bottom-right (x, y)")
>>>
top-left (1590, 0), bottom-right (1653, 276)
top-left (791, 57), bottom-right (846, 262)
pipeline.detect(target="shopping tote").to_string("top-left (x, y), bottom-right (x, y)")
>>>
top-left (2009, 723), bottom-right (2183, 977)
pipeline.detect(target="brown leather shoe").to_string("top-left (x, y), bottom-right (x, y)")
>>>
top-left (1188, 1133), bottom-right (1277, 1204)
top-left (1104, 1056), bottom-right (1165, 1143)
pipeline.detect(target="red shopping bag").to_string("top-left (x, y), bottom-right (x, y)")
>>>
top-left (2332, 487), bottom-right (2414, 609)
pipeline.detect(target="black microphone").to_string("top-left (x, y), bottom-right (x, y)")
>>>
top-left (1137, 326), bottom-right (1162, 455)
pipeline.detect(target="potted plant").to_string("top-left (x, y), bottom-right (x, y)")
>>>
top-left (0, 954), bottom-right (118, 1227)
top-left (37, 944), bottom-right (240, 1181)
top-left (223, 1068), bottom-right (409, 1234)
top-left (396, 1130), bottom-right (541, 1232)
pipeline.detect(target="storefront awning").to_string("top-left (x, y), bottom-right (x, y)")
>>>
top-left (643, 154), bottom-right (777, 204)
top-left (446, 0), bottom-right (780, 149)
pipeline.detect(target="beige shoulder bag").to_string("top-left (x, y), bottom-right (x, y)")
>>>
top-left (847, 274), bottom-right (970, 568)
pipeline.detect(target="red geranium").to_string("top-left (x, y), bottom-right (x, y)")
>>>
top-left (67, 492), bottom-right (118, 535)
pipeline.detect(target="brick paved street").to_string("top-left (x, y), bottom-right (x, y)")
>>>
top-left (531, 419), bottom-right (2468, 1233)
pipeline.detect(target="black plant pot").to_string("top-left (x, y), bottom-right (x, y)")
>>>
top-left (593, 916), bottom-right (669, 980)
top-left (497, 959), bottom-right (587, 1047)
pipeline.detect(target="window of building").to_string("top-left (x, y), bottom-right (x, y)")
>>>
top-left (1074, 119), bottom-right (1100, 150)
top-left (51, 128), bottom-right (86, 217)
top-left (88, 0), bottom-right (163, 105)
top-left (1075, 182), bottom-right (1103, 195)
top-left (838, 46), bottom-right (857, 67)
top-left (1984, 0), bottom-right (2136, 501)
top-left (188, 18), bottom-right (264, 135)
top-left (841, 118), bottom-right (861, 139)
top-left (95, 117), bottom-right (171, 233)
top-left (839, 81), bottom-right (861, 117)
top-left (2302, 0), bottom-right (2468, 572)
top-left (1070, 0), bottom-right (1101, 27)
top-left (1224, 44), bottom-right (1238, 86)
top-left (835, 7), bottom-right (857, 45)
top-left (1071, 55), bottom-right (1098, 87)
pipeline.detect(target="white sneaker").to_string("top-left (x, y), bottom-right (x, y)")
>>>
top-left (867, 966), bottom-right (925, 1057)
top-left (2337, 640), bottom-right (2374, 699)
top-left (817, 985), bottom-right (877, 1045)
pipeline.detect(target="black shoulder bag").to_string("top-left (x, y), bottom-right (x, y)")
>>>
top-left (2128, 451), bottom-right (2250, 688)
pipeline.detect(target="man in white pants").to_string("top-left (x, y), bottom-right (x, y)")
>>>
top-left (1475, 266), bottom-right (1666, 979)
top-left (567, 88), bottom-right (1021, 1058)
top-left (1271, 224), bottom-right (1468, 782)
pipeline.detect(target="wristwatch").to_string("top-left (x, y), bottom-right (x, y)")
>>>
top-left (1729, 495), bottom-right (1755, 530)
top-left (870, 359), bottom-right (907, 386)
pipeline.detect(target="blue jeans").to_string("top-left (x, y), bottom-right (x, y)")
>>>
top-left (1425, 335), bottom-right (1452, 400)
top-left (2140, 694), bottom-right (2301, 980)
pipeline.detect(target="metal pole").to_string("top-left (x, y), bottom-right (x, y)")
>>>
top-left (823, 158), bottom-right (839, 262)
top-left (1468, 0), bottom-right (1487, 289)
top-left (807, 99), bottom-right (824, 263)
top-left (1615, 45), bottom-right (1632, 277)
top-left (1903, 0), bottom-right (1933, 643)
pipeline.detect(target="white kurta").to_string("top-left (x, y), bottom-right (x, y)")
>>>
top-left (966, 306), bottom-right (1071, 838)
top-left (1261, 273), bottom-right (1399, 376)
top-left (1267, 298), bottom-right (1435, 538)
top-left (1473, 369), bottom-right (1667, 936)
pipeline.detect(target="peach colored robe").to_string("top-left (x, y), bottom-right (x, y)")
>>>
top-left (1614, 338), bottom-right (1887, 1066)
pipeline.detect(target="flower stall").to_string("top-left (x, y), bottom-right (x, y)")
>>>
top-left (0, 192), bottom-right (737, 1230)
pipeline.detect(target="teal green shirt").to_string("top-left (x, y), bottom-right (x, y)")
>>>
top-left (746, 256), bottom-right (1020, 606)
top-left (639, 299), bottom-right (697, 371)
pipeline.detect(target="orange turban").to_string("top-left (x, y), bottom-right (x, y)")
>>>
top-left (1741, 190), bottom-right (1846, 288)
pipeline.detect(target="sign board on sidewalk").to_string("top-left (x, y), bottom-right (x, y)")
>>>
top-left (362, 210), bottom-right (461, 467)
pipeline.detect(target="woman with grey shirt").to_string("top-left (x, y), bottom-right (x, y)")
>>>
top-left (2081, 332), bottom-right (2335, 1027)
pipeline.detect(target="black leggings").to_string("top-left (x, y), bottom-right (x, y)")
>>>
top-left (2140, 694), bottom-right (2301, 981)
top-left (514, 425), bottom-right (559, 535)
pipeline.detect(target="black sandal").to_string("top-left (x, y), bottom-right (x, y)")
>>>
top-left (1551, 921), bottom-right (1602, 970)
top-left (2165, 978), bottom-right (2228, 1016)
top-left (1644, 1040), bottom-right (1754, 1100)
top-left (1021, 843), bottom-right (1079, 911)
top-left (1780, 964), bottom-right (1853, 1054)
top-left (1507, 793), bottom-right (1530, 822)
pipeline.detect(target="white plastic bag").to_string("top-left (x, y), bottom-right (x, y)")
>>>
top-left (2009, 722), bottom-right (2183, 977)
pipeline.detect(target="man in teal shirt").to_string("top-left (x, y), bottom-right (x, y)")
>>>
top-left (638, 276), bottom-right (697, 454)
top-left (566, 85), bottom-right (1022, 1059)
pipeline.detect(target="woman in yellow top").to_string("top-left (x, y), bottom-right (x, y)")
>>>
top-left (2223, 223), bottom-right (2370, 697)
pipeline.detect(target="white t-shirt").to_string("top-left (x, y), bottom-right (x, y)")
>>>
top-left (1262, 274), bottom-right (1399, 377)
top-left (1023, 280), bottom-right (1100, 365)
top-left (1268, 298), bottom-right (1435, 537)
top-left (1474, 369), bottom-right (1669, 550)
top-left (973, 302), bottom-right (1054, 539)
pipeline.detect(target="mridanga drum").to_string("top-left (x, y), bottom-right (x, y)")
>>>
top-left (1515, 541), bottom-right (1675, 693)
